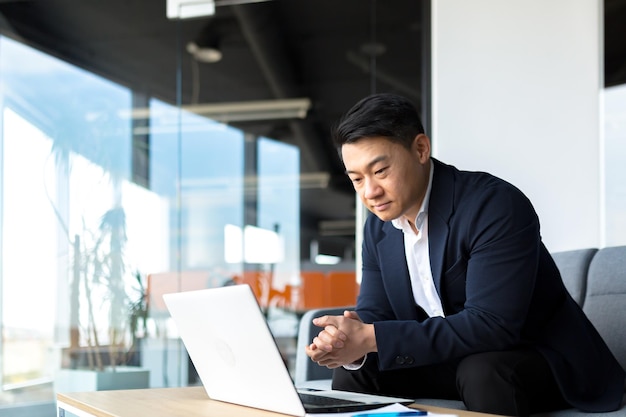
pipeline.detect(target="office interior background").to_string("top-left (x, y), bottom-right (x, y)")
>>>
top-left (0, 0), bottom-right (625, 415)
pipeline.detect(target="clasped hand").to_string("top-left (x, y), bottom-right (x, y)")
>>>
top-left (304, 310), bottom-right (375, 369)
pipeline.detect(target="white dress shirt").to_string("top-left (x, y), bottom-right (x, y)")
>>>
top-left (344, 161), bottom-right (443, 370)
top-left (391, 160), bottom-right (445, 318)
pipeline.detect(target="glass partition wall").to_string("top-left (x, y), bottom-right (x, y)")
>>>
top-left (0, 1), bottom-right (425, 413)
top-left (0, 34), bottom-right (301, 394)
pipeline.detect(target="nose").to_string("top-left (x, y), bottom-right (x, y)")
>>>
top-left (363, 177), bottom-right (382, 200)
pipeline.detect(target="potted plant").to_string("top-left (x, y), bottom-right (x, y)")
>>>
top-left (55, 202), bottom-right (151, 392)
top-left (45, 93), bottom-right (153, 391)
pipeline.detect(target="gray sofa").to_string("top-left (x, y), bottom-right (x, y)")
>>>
top-left (294, 246), bottom-right (626, 416)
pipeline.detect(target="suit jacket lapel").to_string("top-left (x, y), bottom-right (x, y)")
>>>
top-left (377, 224), bottom-right (418, 320)
top-left (429, 159), bottom-right (454, 295)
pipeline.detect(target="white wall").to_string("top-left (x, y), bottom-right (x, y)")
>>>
top-left (431, 0), bottom-right (602, 252)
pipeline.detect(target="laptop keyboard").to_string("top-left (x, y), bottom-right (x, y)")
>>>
top-left (299, 392), bottom-right (363, 407)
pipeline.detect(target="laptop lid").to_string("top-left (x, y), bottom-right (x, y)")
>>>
top-left (163, 285), bottom-right (412, 416)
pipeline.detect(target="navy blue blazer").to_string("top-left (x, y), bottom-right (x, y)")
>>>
top-left (357, 158), bottom-right (624, 412)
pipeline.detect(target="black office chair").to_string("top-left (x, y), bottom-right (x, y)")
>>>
top-left (294, 306), bottom-right (353, 390)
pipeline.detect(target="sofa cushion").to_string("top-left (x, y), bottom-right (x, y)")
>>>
top-left (551, 248), bottom-right (598, 306)
top-left (582, 246), bottom-right (626, 374)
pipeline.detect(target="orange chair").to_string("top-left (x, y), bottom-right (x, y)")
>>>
top-left (282, 283), bottom-right (302, 310)
top-left (326, 271), bottom-right (359, 307)
top-left (237, 270), bottom-right (268, 305)
top-left (299, 271), bottom-right (328, 309)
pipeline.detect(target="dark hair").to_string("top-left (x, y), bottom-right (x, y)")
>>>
top-left (331, 93), bottom-right (425, 154)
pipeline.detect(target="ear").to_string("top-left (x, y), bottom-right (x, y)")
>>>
top-left (411, 134), bottom-right (431, 163)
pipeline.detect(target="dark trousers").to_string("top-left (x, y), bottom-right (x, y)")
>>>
top-left (332, 349), bottom-right (570, 417)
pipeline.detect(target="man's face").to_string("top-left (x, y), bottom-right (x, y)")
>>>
top-left (342, 135), bottom-right (431, 223)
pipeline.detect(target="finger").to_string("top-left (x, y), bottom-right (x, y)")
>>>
top-left (322, 325), bottom-right (347, 342)
top-left (312, 314), bottom-right (341, 328)
top-left (313, 335), bottom-right (335, 352)
top-left (305, 341), bottom-right (327, 358)
top-left (344, 310), bottom-right (361, 321)
top-left (316, 329), bottom-right (334, 344)
top-left (305, 343), bottom-right (318, 357)
top-left (317, 358), bottom-right (341, 369)
top-left (307, 346), bottom-right (329, 362)
top-left (315, 328), bottom-right (345, 349)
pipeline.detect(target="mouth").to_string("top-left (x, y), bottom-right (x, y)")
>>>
top-left (371, 201), bottom-right (391, 212)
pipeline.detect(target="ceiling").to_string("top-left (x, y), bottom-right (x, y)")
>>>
top-left (0, 0), bottom-right (625, 260)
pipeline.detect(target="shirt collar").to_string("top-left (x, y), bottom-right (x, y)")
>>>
top-left (391, 159), bottom-right (434, 232)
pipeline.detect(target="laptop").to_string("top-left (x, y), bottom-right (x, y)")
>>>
top-left (162, 284), bottom-right (414, 416)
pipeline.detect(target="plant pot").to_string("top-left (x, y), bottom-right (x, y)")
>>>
top-left (55, 366), bottom-right (150, 393)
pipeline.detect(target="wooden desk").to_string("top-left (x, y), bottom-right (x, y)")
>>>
top-left (57, 386), bottom-right (501, 417)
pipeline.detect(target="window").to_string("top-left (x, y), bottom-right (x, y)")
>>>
top-left (0, 34), bottom-right (301, 408)
top-left (604, 83), bottom-right (626, 247)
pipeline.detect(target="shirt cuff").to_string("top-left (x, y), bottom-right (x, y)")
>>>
top-left (342, 354), bottom-right (367, 371)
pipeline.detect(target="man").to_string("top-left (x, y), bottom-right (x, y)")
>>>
top-left (305, 93), bottom-right (624, 416)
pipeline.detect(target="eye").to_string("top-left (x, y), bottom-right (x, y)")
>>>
top-left (374, 166), bottom-right (388, 176)
top-left (349, 176), bottom-right (362, 185)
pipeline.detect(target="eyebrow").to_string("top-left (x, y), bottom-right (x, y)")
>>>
top-left (345, 154), bottom-right (389, 175)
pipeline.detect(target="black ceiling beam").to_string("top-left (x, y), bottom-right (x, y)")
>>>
top-left (231, 3), bottom-right (330, 174)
